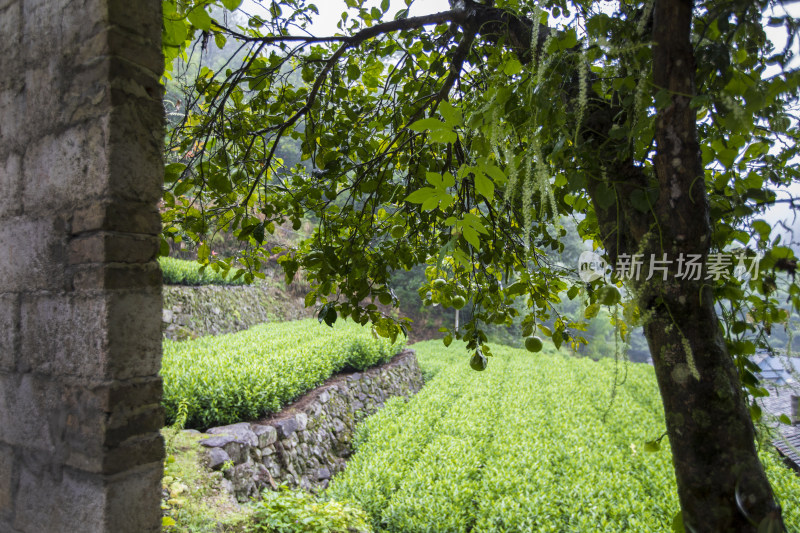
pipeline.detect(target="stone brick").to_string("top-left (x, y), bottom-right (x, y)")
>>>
top-left (20, 288), bottom-right (161, 380)
top-left (60, 61), bottom-right (113, 126)
top-left (0, 293), bottom-right (19, 371)
top-left (253, 424), bottom-right (277, 447)
top-left (0, 374), bottom-right (59, 452)
top-left (108, 27), bottom-right (164, 75)
top-left (14, 461), bottom-right (105, 532)
top-left (108, 0), bottom-right (162, 45)
top-left (0, 87), bottom-right (24, 156)
top-left (68, 232), bottom-right (159, 264)
top-left (0, 152), bottom-right (22, 218)
top-left (19, 293), bottom-right (108, 378)
top-left (22, 123), bottom-right (109, 214)
top-left (0, 216), bottom-right (68, 292)
top-left (106, 290), bottom-right (163, 380)
top-left (72, 262), bottom-right (162, 291)
top-left (207, 423), bottom-right (258, 447)
top-left (71, 201), bottom-right (161, 235)
top-left (107, 110), bottom-right (164, 204)
top-left (105, 463), bottom-right (163, 533)
top-left (207, 448), bottom-right (232, 471)
top-left (0, 2), bottom-right (22, 92)
top-left (0, 443), bottom-right (14, 515)
top-left (275, 418), bottom-right (298, 438)
top-left (103, 434), bottom-right (163, 475)
top-left (106, 378), bottom-right (163, 413)
top-left (105, 405), bottom-right (164, 448)
top-left (22, 0), bottom-right (104, 60)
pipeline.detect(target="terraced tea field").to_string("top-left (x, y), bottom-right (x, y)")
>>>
top-left (327, 341), bottom-right (800, 532)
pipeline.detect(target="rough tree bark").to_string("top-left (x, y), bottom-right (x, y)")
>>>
top-left (627, 0), bottom-right (785, 530)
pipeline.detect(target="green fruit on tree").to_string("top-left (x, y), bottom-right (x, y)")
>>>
top-left (378, 292), bottom-right (392, 305)
top-left (390, 225), bottom-right (405, 239)
top-left (597, 285), bottom-right (621, 306)
top-left (432, 278), bottom-right (447, 289)
top-left (451, 295), bottom-right (466, 309)
top-left (470, 351), bottom-right (487, 371)
top-left (525, 336), bottom-right (543, 353)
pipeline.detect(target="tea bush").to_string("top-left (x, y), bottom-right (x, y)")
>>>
top-left (247, 487), bottom-right (372, 533)
top-left (160, 256), bottom-right (249, 286)
top-left (328, 341), bottom-right (800, 532)
top-left (162, 319), bottom-right (402, 428)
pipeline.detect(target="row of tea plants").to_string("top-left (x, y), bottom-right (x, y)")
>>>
top-left (326, 341), bottom-right (800, 532)
top-left (160, 256), bottom-right (250, 286)
top-left (161, 319), bottom-right (403, 429)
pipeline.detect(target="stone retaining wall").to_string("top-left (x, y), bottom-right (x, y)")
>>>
top-left (196, 350), bottom-right (423, 501)
top-left (162, 283), bottom-right (312, 340)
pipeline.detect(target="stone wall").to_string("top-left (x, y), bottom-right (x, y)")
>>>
top-left (0, 0), bottom-right (165, 531)
top-left (163, 283), bottom-right (312, 340)
top-left (196, 350), bottom-right (423, 501)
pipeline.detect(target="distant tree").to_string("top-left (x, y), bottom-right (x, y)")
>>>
top-left (160, 0), bottom-right (800, 529)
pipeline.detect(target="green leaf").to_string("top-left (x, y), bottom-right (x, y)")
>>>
top-left (197, 243), bottom-right (210, 262)
top-left (753, 219), bottom-right (771, 240)
top-left (717, 147), bottom-right (739, 169)
top-left (163, 17), bottom-right (188, 46)
top-left (408, 117), bottom-right (445, 132)
top-left (221, 0), bottom-right (243, 10)
top-left (438, 101), bottom-right (463, 128)
top-left (462, 227), bottom-right (480, 249)
top-left (405, 188), bottom-right (435, 204)
top-left (595, 183), bottom-right (616, 210)
top-left (252, 223), bottom-right (265, 244)
top-left (584, 303), bottom-right (601, 319)
top-left (162, 516), bottom-right (177, 527)
top-left (503, 58), bottom-right (523, 76)
top-left (555, 28), bottom-right (578, 50)
top-left (208, 172), bottom-right (232, 194)
top-left (426, 171), bottom-right (454, 189)
top-left (749, 403), bottom-right (762, 422)
top-left (304, 290), bottom-right (317, 308)
top-left (474, 173), bottom-right (495, 200)
top-left (567, 285), bottom-right (580, 300)
top-left (159, 237), bottom-right (170, 257)
top-left (214, 32), bottom-right (227, 49)
top-left (187, 7), bottom-right (212, 30)
top-left (164, 163), bottom-right (186, 184)
top-left (429, 128), bottom-right (457, 144)
top-left (644, 440), bottom-right (661, 452)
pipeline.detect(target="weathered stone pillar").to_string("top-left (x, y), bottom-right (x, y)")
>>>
top-left (0, 1), bottom-right (165, 531)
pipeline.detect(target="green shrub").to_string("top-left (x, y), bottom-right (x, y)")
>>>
top-left (247, 487), bottom-right (371, 533)
top-left (327, 341), bottom-right (800, 532)
top-left (161, 319), bottom-right (403, 429)
top-left (160, 256), bottom-right (249, 286)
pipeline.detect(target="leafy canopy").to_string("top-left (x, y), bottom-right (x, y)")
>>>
top-left (160, 0), bottom-right (800, 380)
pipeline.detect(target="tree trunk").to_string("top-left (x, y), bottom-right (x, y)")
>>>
top-left (635, 0), bottom-right (785, 530)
